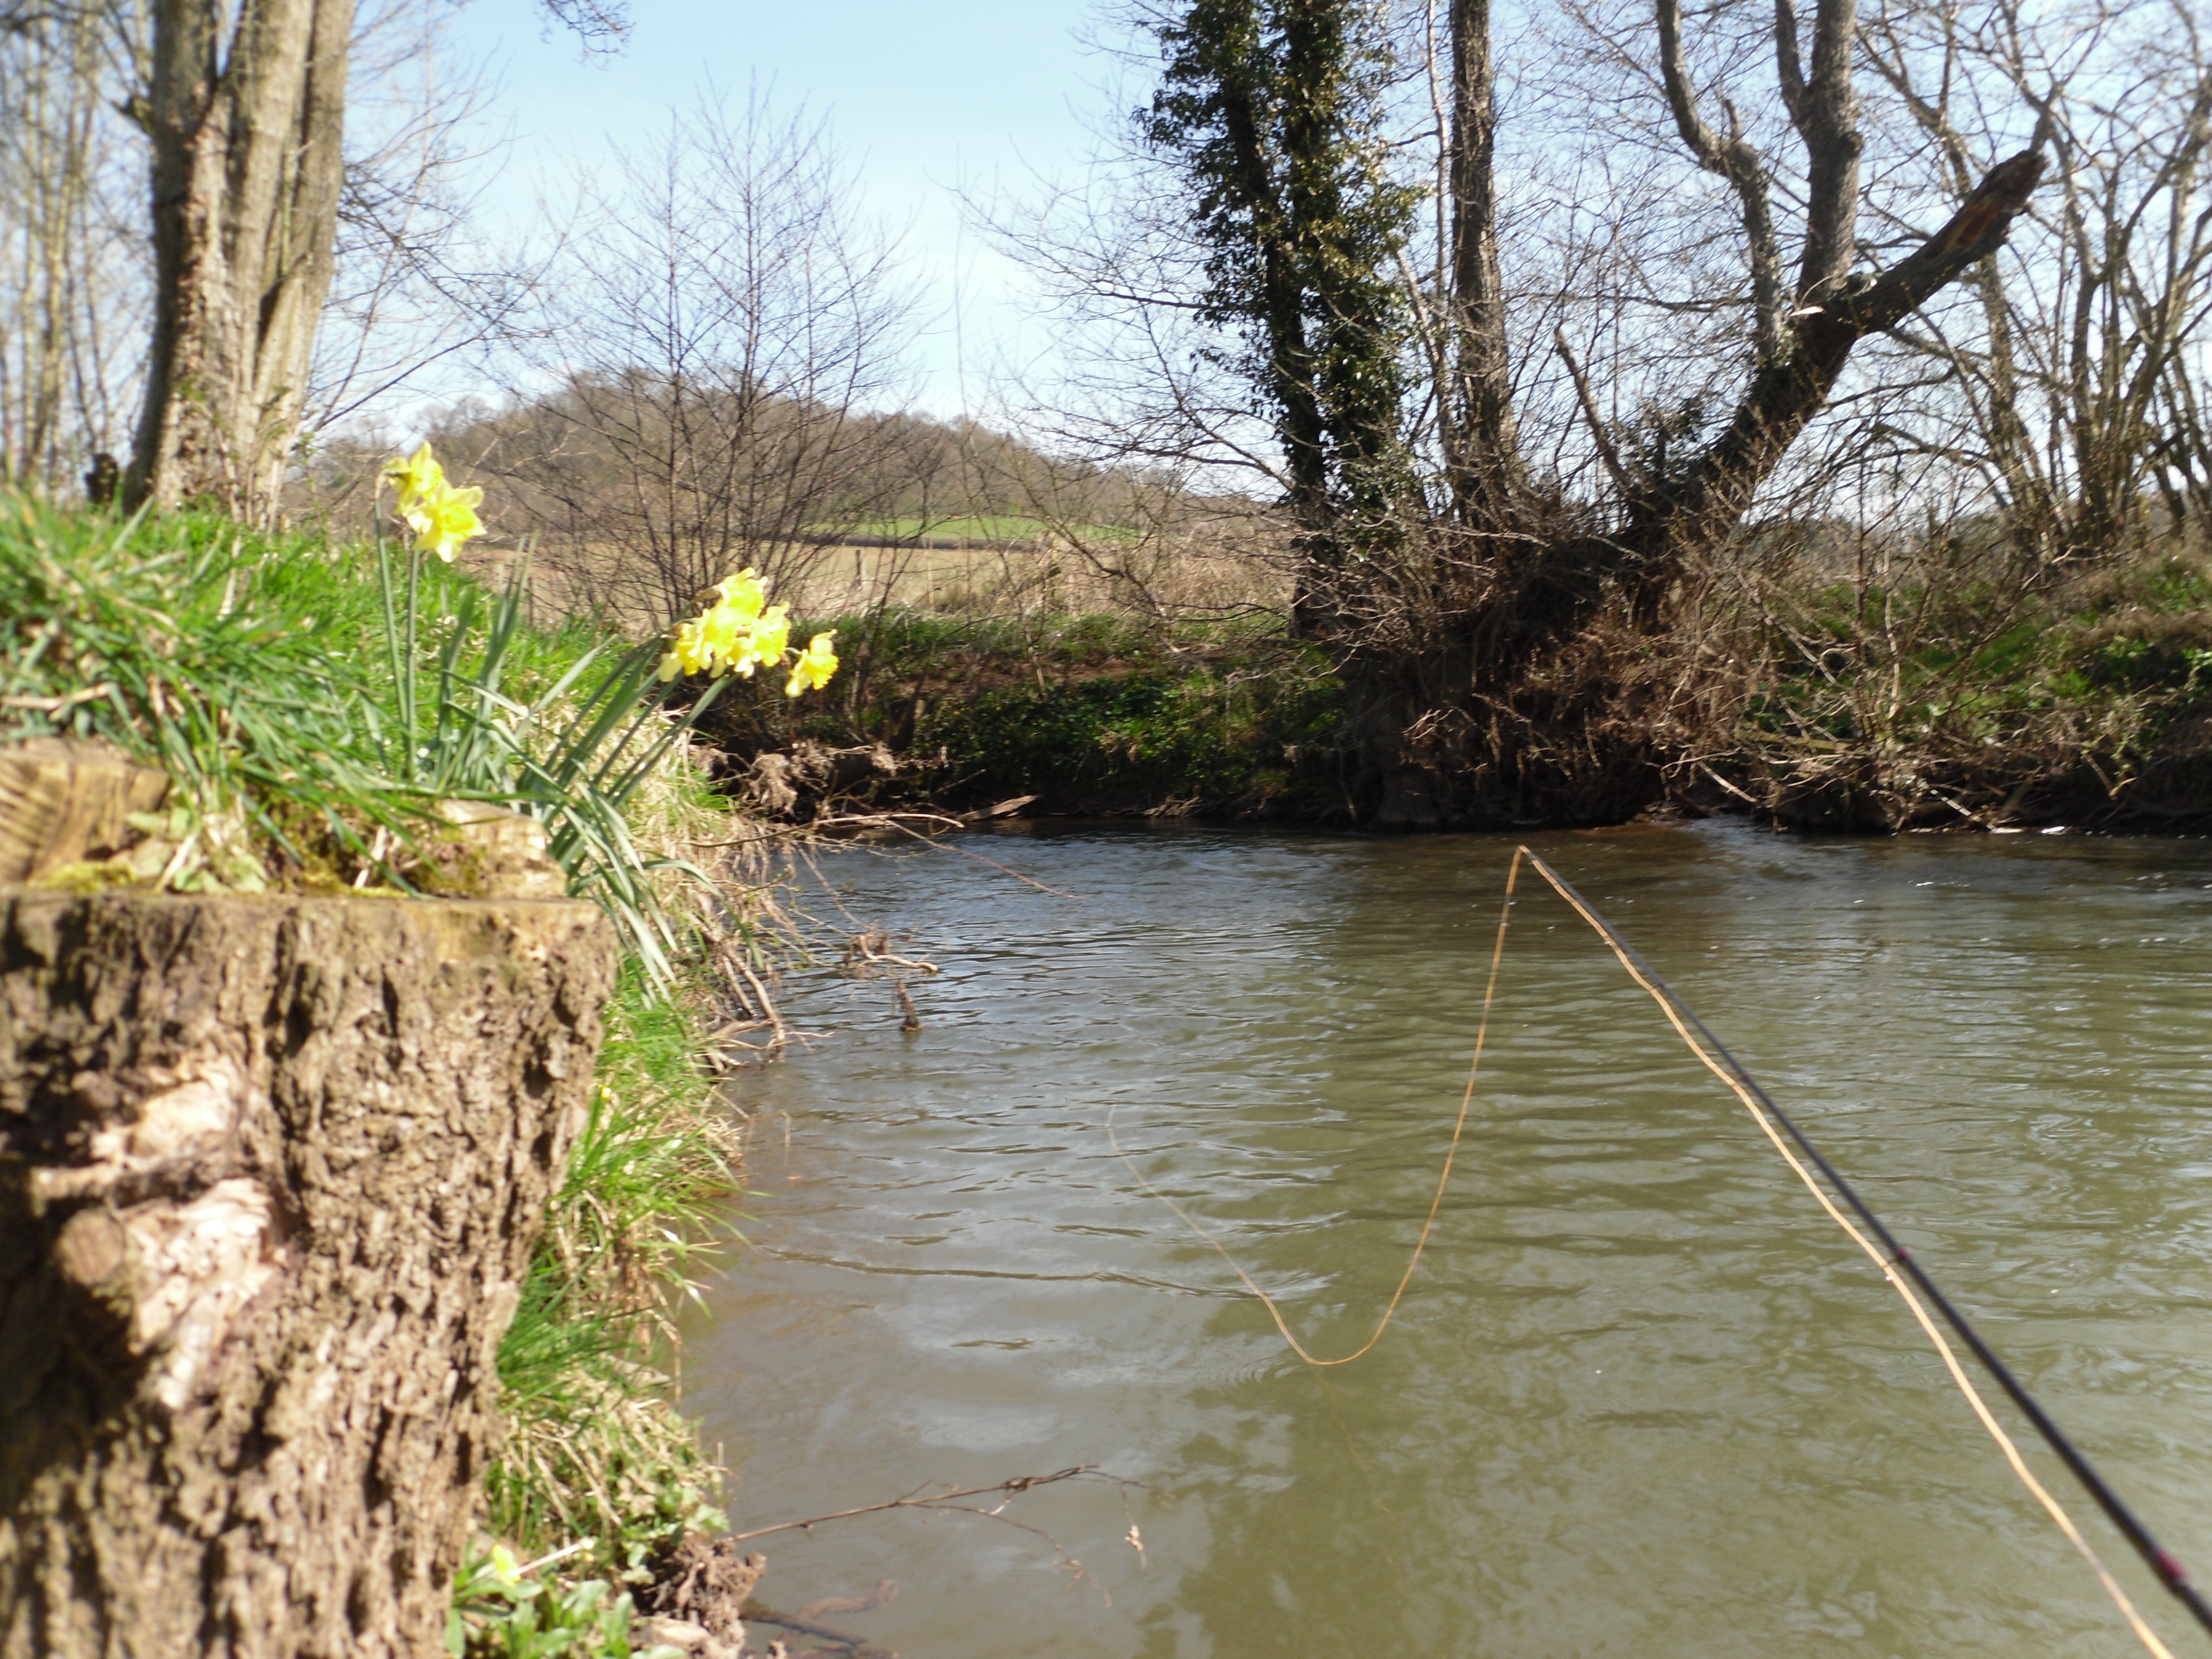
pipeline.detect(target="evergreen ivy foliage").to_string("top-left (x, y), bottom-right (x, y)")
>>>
top-left (1145, 0), bottom-right (1421, 562)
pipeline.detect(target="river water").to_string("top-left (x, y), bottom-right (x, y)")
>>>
top-left (684, 821), bottom-right (2212, 1658)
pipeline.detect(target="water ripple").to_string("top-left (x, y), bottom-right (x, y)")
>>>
top-left (685, 821), bottom-right (2212, 1659)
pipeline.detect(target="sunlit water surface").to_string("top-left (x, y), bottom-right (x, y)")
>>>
top-left (682, 821), bottom-right (2212, 1658)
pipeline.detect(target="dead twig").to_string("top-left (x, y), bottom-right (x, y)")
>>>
top-left (1553, 329), bottom-right (1634, 498)
top-left (725, 1466), bottom-right (1134, 1545)
top-left (1690, 759), bottom-right (1764, 806)
top-left (839, 927), bottom-right (940, 977)
top-left (865, 816), bottom-right (1088, 901)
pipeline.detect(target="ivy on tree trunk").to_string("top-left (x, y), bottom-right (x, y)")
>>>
top-left (1143, 0), bottom-right (2046, 825)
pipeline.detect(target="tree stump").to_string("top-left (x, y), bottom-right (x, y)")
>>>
top-left (0, 891), bottom-right (618, 1658)
top-left (0, 740), bottom-right (170, 885)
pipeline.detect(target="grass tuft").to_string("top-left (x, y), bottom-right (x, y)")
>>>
top-left (487, 970), bottom-right (745, 1577)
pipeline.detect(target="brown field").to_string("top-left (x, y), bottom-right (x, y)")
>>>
top-left (461, 523), bottom-right (1292, 637)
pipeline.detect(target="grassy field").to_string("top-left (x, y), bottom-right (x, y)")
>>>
top-left (459, 525), bottom-right (1288, 645)
top-left (827, 514), bottom-right (1142, 544)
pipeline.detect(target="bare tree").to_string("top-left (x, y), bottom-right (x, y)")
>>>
top-left (1856, 0), bottom-right (2212, 563)
top-left (0, 0), bottom-right (147, 492)
top-left (306, 0), bottom-right (538, 445)
top-left (122, 0), bottom-right (357, 515)
top-left (0, 0), bottom-right (545, 509)
top-left (112, 0), bottom-right (622, 519)
top-left (437, 91), bottom-right (923, 629)
top-left (1003, 0), bottom-right (2050, 824)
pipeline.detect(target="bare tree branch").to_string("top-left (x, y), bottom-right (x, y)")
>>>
top-left (1654, 0), bottom-right (1788, 358)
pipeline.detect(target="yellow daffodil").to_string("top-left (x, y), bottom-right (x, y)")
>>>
top-left (411, 476), bottom-right (484, 563)
top-left (657, 571), bottom-right (811, 683)
top-left (727, 602), bottom-right (789, 677)
top-left (786, 630), bottom-right (838, 696)
top-left (705, 597), bottom-right (760, 664)
top-left (660, 592), bottom-right (750, 680)
top-left (380, 442), bottom-right (442, 517)
top-left (659, 612), bottom-right (720, 680)
top-left (713, 568), bottom-right (767, 622)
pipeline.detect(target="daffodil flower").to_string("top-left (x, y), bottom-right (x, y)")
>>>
top-left (728, 602), bottom-right (789, 677)
top-left (786, 630), bottom-right (838, 696)
top-left (411, 476), bottom-right (484, 563)
top-left (380, 442), bottom-right (442, 517)
top-left (713, 568), bottom-right (767, 622)
top-left (379, 441), bottom-right (486, 560)
top-left (658, 572), bottom-right (815, 685)
top-left (659, 611), bottom-right (722, 680)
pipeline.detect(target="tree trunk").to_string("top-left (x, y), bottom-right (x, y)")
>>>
top-left (125, 0), bottom-right (353, 519)
top-left (1446, 0), bottom-right (1524, 518)
top-left (1351, 152), bottom-right (2048, 827)
top-left (1206, 23), bottom-right (1335, 632)
top-left (0, 891), bottom-right (617, 1659)
top-left (1625, 148), bottom-right (2046, 567)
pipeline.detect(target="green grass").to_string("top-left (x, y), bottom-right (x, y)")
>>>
top-left (0, 495), bottom-right (418, 886)
top-left (912, 660), bottom-right (1347, 816)
top-left (486, 968), bottom-right (738, 1578)
top-left (1707, 547), bottom-right (2212, 823)
top-left (448, 1543), bottom-right (685, 1658)
top-left (0, 494), bottom-right (744, 981)
top-left (687, 602), bottom-right (1346, 818)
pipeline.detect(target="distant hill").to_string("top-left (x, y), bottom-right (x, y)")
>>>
top-left (293, 376), bottom-right (1273, 628)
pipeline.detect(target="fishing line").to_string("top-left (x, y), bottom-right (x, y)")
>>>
top-left (1520, 846), bottom-right (2203, 1656)
top-left (1110, 842), bottom-right (2207, 1654)
top-left (1103, 848), bottom-right (1518, 1367)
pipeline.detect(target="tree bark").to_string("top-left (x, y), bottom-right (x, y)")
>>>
top-left (1446, 0), bottom-right (1526, 518)
top-left (0, 891), bottom-right (617, 1659)
top-left (1628, 148), bottom-right (2046, 561)
top-left (125, 0), bottom-right (354, 519)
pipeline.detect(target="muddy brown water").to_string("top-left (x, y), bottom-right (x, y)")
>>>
top-left (684, 821), bottom-right (2212, 1657)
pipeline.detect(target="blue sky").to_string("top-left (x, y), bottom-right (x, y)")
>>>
top-left (438, 0), bottom-right (1124, 413)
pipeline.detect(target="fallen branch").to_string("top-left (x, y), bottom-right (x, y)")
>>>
top-left (1690, 759), bottom-right (1762, 807)
top-left (726, 1467), bottom-right (1131, 1545)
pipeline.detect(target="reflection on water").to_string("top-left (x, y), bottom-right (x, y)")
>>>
top-left (681, 820), bottom-right (2212, 1657)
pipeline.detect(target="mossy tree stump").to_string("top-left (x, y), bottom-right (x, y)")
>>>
top-left (0, 892), bottom-right (617, 1658)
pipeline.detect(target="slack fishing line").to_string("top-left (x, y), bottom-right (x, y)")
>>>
top-left (1110, 843), bottom-right (2208, 1656)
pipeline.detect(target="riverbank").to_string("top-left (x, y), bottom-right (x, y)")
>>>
top-left (0, 498), bottom-right (783, 1655)
top-left (696, 543), bottom-right (2212, 834)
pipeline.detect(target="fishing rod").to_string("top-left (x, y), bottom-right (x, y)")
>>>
top-left (1521, 849), bottom-right (2212, 1645)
